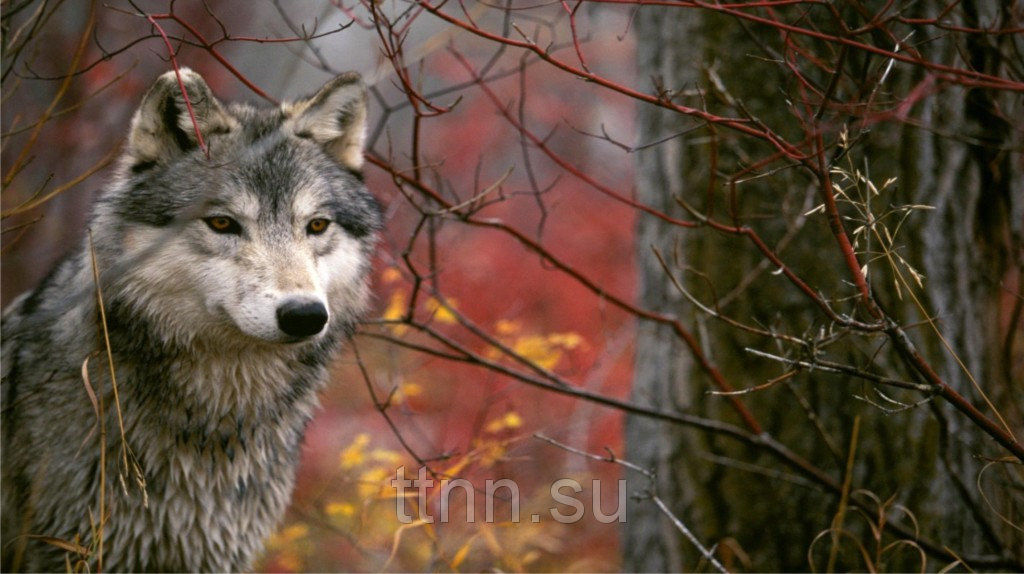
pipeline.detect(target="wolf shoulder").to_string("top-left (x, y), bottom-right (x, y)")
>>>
top-left (2, 250), bottom-right (96, 387)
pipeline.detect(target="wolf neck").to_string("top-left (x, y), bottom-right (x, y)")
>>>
top-left (86, 295), bottom-right (335, 571)
top-left (102, 294), bottom-right (335, 421)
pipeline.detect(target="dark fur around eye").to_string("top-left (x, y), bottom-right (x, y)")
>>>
top-left (203, 216), bottom-right (242, 235)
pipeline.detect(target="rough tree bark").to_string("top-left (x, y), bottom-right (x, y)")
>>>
top-left (625, 1), bottom-right (1022, 570)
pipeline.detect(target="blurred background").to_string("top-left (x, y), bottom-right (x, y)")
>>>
top-left (2, 1), bottom-right (1021, 572)
top-left (3, 2), bottom-right (635, 570)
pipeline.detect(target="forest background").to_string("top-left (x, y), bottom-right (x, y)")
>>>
top-left (2, 0), bottom-right (1021, 571)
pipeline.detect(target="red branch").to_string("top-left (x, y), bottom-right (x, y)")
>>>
top-left (584, 0), bottom-right (1024, 91)
top-left (145, 14), bottom-right (209, 158)
top-left (367, 154), bottom-right (765, 435)
top-left (147, 11), bottom-right (276, 103)
top-left (416, 0), bottom-right (809, 160)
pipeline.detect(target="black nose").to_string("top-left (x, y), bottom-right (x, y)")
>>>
top-left (276, 300), bottom-right (329, 338)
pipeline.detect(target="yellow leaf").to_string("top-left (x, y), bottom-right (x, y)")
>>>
top-left (325, 501), bottom-right (356, 517)
top-left (269, 523), bottom-right (309, 548)
top-left (370, 448), bottom-right (404, 465)
top-left (392, 382), bottom-right (423, 405)
top-left (495, 319), bottom-right (522, 335)
top-left (485, 412), bottom-right (523, 433)
top-left (280, 524), bottom-right (308, 541)
top-left (426, 297), bottom-right (458, 324)
top-left (339, 433), bottom-right (371, 469)
top-left (382, 291), bottom-right (406, 320)
top-left (512, 335), bottom-right (562, 369)
top-left (382, 291), bottom-right (408, 334)
top-left (358, 466), bottom-right (392, 497)
top-left (476, 439), bottom-right (507, 467)
top-left (547, 332), bottom-right (583, 349)
top-left (484, 418), bottom-right (503, 434)
top-left (502, 412), bottom-right (522, 429)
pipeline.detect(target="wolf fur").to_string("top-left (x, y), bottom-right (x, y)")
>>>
top-left (1, 69), bottom-right (381, 572)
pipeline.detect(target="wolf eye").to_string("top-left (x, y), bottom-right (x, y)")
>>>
top-left (204, 216), bottom-right (241, 235)
top-left (306, 218), bottom-right (331, 235)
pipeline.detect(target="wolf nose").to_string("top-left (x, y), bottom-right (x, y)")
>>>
top-left (276, 300), bottom-right (329, 338)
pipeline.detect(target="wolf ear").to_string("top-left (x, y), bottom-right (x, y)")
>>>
top-left (127, 68), bottom-right (236, 167)
top-left (286, 72), bottom-right (367, 171)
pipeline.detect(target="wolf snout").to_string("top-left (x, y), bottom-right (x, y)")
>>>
top-left (276, 298), bottom-right (329, 338)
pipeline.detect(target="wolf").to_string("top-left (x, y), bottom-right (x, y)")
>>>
top-left (1, 68), bottom-right (381, 572)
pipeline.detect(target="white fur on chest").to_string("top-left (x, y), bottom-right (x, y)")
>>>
top-left (105, 352), bottom-right (323, 571)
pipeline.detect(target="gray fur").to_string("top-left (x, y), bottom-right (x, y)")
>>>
top-left (1, 69), bottom-right (381, 572)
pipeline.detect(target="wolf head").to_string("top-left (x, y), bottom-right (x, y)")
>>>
top-left (92, 69), bottom-right (381, 349)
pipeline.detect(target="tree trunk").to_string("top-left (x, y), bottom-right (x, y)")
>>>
top-left (625, 1), bottom-right (1022, 570)
top-left (623, 7), bottom-right (703, 572)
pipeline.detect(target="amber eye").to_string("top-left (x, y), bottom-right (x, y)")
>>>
top-left (203, 216), bottom-right (241, 235)
top-left (306, 218), bottom-right (331, 235)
